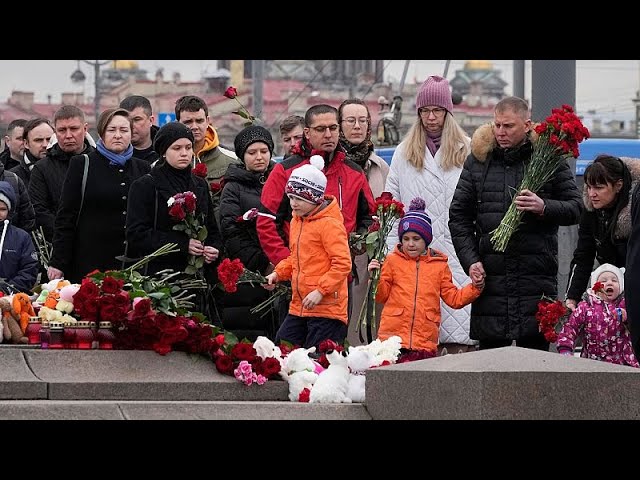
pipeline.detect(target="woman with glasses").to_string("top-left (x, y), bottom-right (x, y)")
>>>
top-left (384, 75), bottom-right (476, 355)
top-left (338, 98), bottom-right (390, 346)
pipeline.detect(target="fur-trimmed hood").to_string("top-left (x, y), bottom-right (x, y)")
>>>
top-left (583, 157), bottom-right (640, 240)
top-left (470, 122), bottom-right (540, 163)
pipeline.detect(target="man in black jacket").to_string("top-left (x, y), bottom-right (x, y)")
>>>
top-left (119, 95), bottom-right (160, 164)
top-left (0, 119), bottom-right (27, 170)
top-left (29, 105), bottom-right (96, 242)
top-left (449, 96), bottom-right (583, 351)
top-left (10, 117), bottom-right (53, 189)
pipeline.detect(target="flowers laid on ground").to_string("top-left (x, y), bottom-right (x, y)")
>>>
top-left (351, 192), bottom-right (404, 339)
top-left (212, 332), bottom-right (282, 385)
top-left (490, 104), bottom-right (590, 252)
top-left (535, 296), bottom-right (570, 343)
top-left (216, 257), bottom-right (289, 316)
top-left (224, 86), bottom-right (257, 126)
top-left (168, 191), bottom-right (208, 275)
top-left (67, 243), bottom-right (213, 355)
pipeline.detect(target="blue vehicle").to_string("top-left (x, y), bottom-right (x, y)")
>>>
top-left (375, 137), bottom-right (640, 176)
top-left (276, 137), bottom-right (640, 175)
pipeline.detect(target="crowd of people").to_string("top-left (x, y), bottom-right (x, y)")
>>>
top-left (2, 82), bottom-right (639, 369)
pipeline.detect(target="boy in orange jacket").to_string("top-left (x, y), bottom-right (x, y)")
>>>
top-left (264, 156), bottom-right (352, 349)
top-left (368, 197), bottom-right (484, 353)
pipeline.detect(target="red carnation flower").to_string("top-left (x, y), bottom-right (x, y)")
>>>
top-left (193, 163), bottom-right (207, 178)
top-left (223, 86), bottom-right (238, 99)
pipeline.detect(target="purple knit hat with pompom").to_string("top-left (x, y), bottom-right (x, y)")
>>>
top-left (398, 197), bottom-right (432, 246)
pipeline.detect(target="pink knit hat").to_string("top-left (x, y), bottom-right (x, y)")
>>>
top-left (416, 75), bottom-right (453, 113)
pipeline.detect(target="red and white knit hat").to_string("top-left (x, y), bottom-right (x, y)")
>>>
top-left (286, 155), bottom-right (327, 205)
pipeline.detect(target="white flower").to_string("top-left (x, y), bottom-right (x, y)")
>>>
top-left (167, 197), bottom-right (175, 207)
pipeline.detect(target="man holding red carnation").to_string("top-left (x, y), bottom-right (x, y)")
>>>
top-left (449, 96), bottom-right (582, 351)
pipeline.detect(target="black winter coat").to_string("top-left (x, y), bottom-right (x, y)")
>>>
top-left (449, 125), bottom-right (582, 342)
top-left (29, 141), bottom-right (96, 241)
top-left (8, 152), bottom-right (33, 189)
top-left (125, 162), bottom-right (222, 276)
top-left (219, 162), bottom-right (274, 274)
top-left (0, 148), bottom-right (19, 171)
top-left (0, 163), bottom-right (35, 233)
top-left (50, 151), bottom-right (150, 283)
top-left (627, 183), bottom-right (640, 356)
top-left (219, 162), bottom-right (276, 338)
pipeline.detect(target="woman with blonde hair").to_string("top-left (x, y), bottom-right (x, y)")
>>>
top-left (385, 75), bottom-right (475, 354)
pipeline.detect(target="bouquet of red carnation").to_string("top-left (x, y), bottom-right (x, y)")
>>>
top-left (535, 295), bottom-right (570, 343)
top-left (354, 192), bottom-right (404, 341)
top-left (167, 191), bottom-right (208, 275)
top-left (217, 257), bottom-right (290, 316)
top-left (491, 104), bottom-right (590, 252)
top-left (212, 330), bottom-right (281, 385)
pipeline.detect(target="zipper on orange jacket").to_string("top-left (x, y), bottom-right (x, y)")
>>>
top-left (295, 218), bottom-right (304, 317)
top-left (408, 257), bottom-right (420, 349)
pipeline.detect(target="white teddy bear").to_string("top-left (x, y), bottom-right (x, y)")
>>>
top-left (281, 346), bottom-right (319, 402)
top-left (309, 349), bottom-right (352, 404)
top-left (346, 347), bottom-right (373, 403)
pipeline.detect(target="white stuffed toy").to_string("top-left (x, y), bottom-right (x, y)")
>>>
top-left (281, 346), bottom-right (319, 402)
top-left (309, 349), bottom-right (352, 404)
top-left (346, 347), bottom-right (373, 403)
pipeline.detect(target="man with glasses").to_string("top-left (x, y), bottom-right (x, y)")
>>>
top-left (258, 103), bottom-right (376, 331)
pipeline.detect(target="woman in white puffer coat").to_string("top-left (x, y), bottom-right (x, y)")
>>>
top-left (384, 75), bottom-right (476, 354)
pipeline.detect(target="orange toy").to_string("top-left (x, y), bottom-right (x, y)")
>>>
top-left (44, 291), bottom-right (60, 309)
top-left (12, 293), bottom-right (35, 333)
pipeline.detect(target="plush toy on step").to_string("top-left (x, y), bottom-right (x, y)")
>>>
top-left (346, 347), bottom-right (374, 403)
top-left (281, 346), bottom-right (320, 402)
top-left (0, 296), bottom-right (28, 344)
top-left (309, 349), bottom-right (352, 404)
top-left (13, 292), bottom-right (35, 333)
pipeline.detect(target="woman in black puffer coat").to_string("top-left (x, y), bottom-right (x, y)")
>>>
top-left (219, 126), bottom-right (278, 340)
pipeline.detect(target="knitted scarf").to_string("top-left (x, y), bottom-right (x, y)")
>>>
top-left (96, 139), bottom-right (133, 166)
top-left (339, 128), bottom-right (374, 168)
top-left (426, 131), bottom-right (442, 157)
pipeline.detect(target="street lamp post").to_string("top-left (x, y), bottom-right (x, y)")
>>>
top-left (70, 60), bottom-right (112, 126)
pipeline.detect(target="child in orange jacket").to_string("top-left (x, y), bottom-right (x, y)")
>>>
top-left (264, 156), bottom-right (352, 350)
top-left (368, 198), bottom-right (484, 353)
